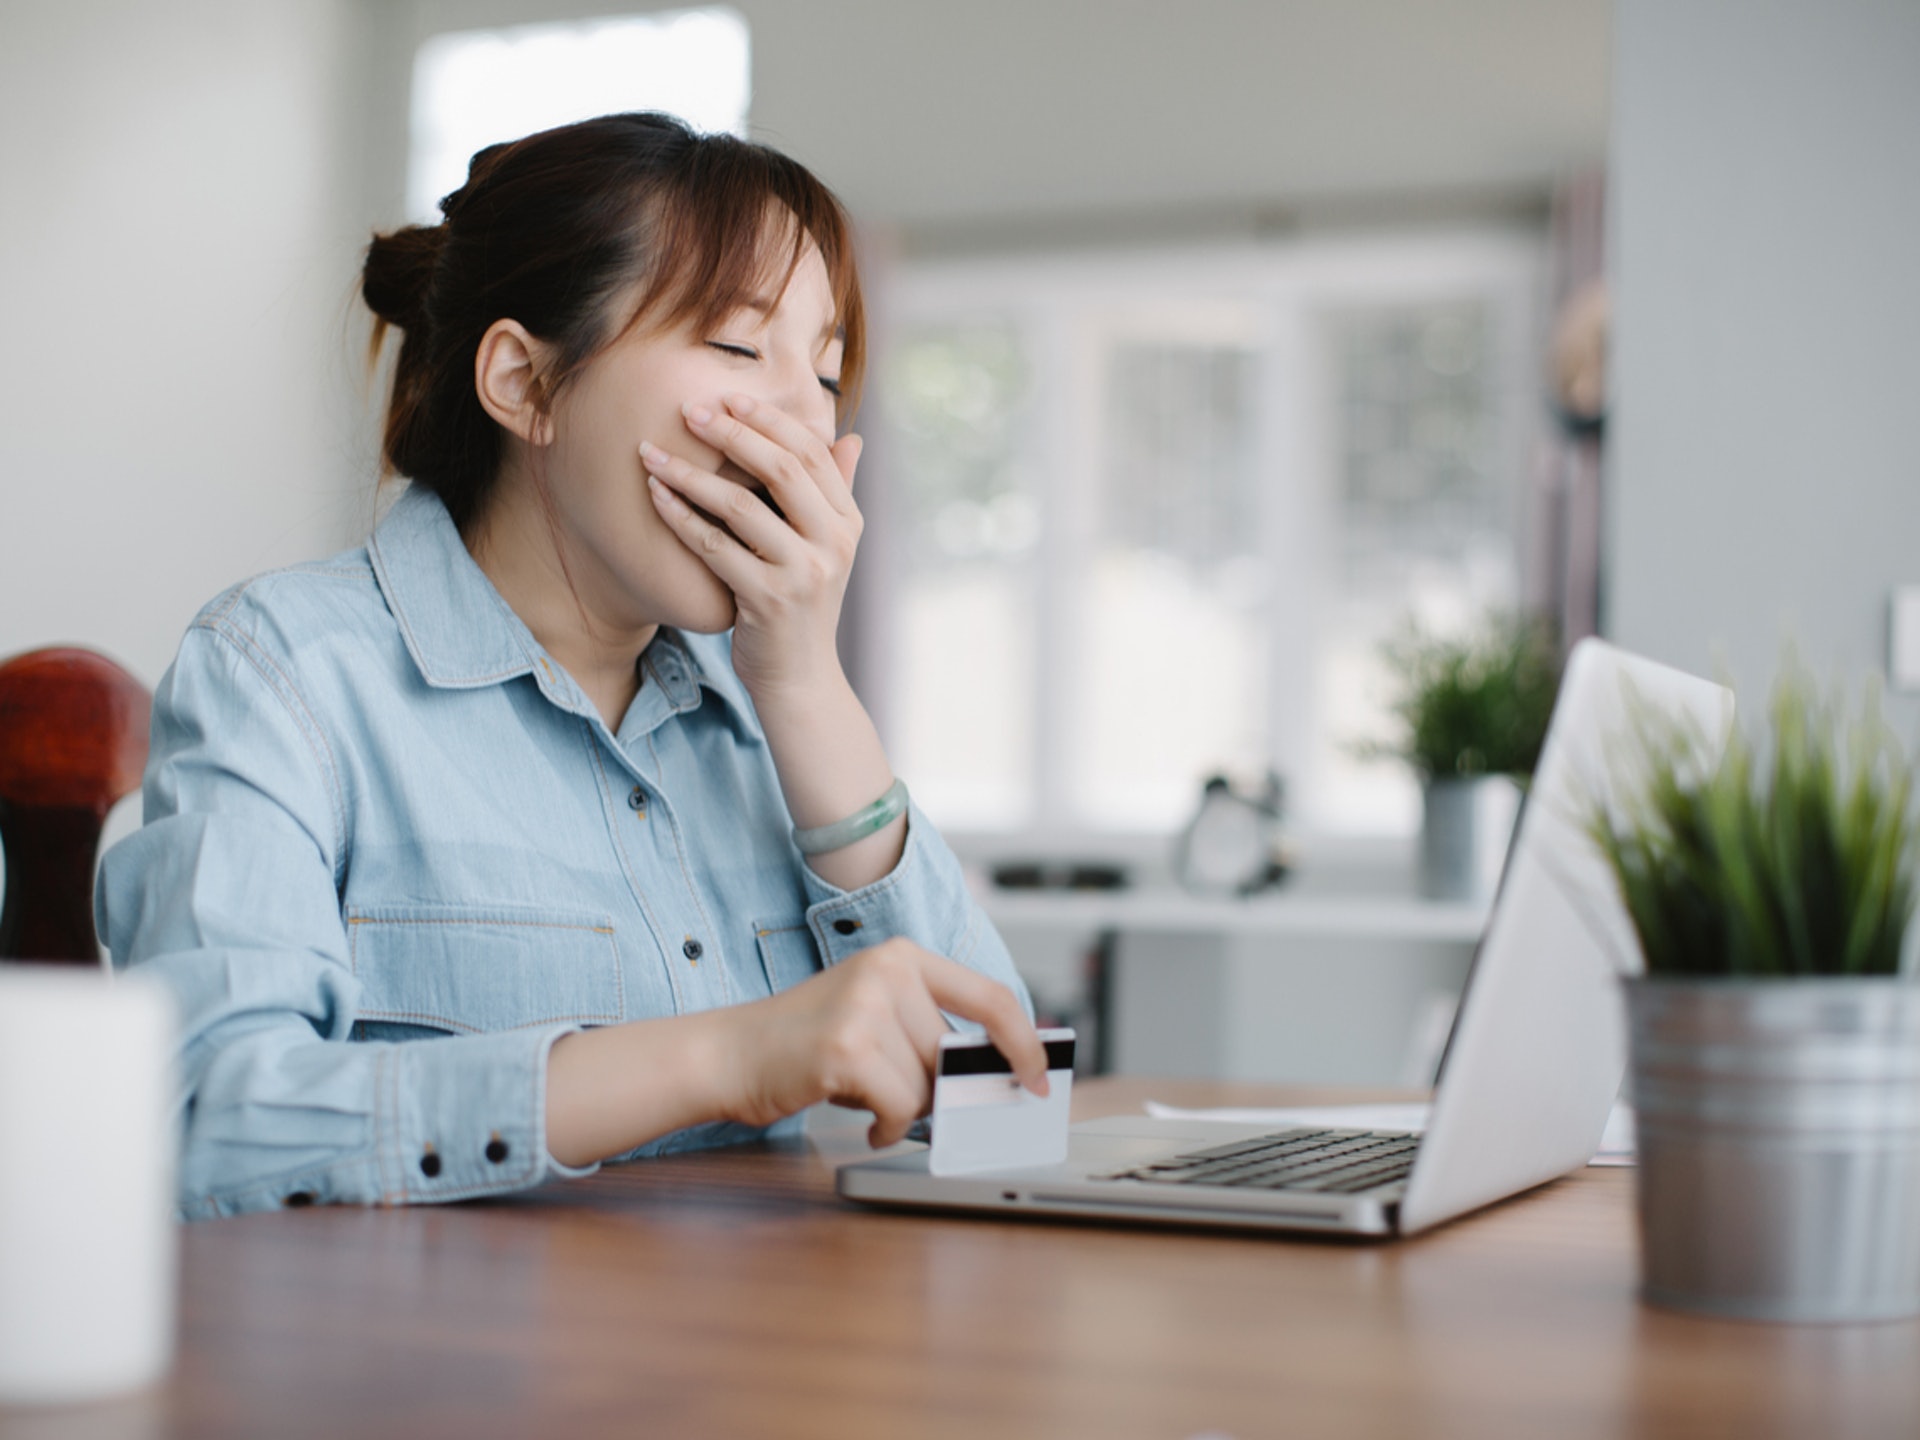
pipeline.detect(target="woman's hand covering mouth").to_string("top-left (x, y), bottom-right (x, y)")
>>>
top-left (684, 460), bottom-right (786, 537)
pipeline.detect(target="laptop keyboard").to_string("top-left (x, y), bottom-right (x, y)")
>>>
top-left (1095, 1127), bottom-right (1419, 1196)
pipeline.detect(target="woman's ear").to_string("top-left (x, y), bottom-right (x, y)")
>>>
top-left (474, 319), bottom-right (554, 445)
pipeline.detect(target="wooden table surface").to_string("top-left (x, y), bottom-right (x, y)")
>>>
top-left (6, 1078), bottom-right (1920, 1440)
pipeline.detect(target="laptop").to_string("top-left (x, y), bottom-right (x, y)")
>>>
top-left (837, 639), bottom-right (1734, 1237)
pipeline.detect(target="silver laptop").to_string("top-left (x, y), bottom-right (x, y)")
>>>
top-left (838, 639), bottom-right (1733, 1237)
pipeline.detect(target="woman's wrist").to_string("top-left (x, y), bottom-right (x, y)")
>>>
top-left (545, 1009), bottom-right (745, 1168)
top-left (749, 673), bottom-right (884, 822)
top-left (743, 658), bottom-right (907, 888)
top-left (732, 641), bottom-right (846, 721)
top-left (738, 655), bottom-right (851, 736)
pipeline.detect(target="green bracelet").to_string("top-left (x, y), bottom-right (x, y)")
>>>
top-left (792, 779), bottom-right (910, 856)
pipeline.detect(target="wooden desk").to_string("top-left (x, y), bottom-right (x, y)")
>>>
top-left (7, 1080), bottom-right (1919, 1440)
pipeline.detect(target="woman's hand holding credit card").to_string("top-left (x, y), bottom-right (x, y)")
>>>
top-left (713, 938), bottom-right (1049, 1149)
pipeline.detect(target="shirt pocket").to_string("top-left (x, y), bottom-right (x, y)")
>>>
top-left (754, 915), bottom-right (822, 995)
top-left (345, 903), bottom-right (625, 1035)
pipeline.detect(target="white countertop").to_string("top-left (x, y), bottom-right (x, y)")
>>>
top-left (977, 885), bottom-right (1490, 941)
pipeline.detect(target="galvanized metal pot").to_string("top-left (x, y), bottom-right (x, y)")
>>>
top-left (1418, 774), bottom-right (1522, 903)
top-left (1626, 977), bottom-right (1920, 1322)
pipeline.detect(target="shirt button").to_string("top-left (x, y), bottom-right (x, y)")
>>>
top-left (628, 786), bottom-right (646, 812)
top-left (485, 1138), bottom-right (510, 1165)
top-left (420, 1149), bottom-right (442, 1178)
top-left (683, 937), bottom-right (704, 961)
top-left (832, 919), bottom-right (862, 936)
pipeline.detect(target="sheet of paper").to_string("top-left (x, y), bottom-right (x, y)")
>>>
top-left (1143, 1099), bottom-right (1638, 1167)
top-left (1590, 1103), bottom-right (1636, 1166)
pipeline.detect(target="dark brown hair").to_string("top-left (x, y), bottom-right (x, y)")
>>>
top-left (361, 112), bottom-right (865, 533)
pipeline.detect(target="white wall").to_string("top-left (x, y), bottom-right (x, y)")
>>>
top-left (403, 0), bottom-right (1611, 239)
top-left (1608, 0), bottom-right (1920, 721)
top-left (0, 0), bottom-right (380, 692)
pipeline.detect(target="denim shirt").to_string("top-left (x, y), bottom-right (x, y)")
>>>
top-left (97, 484), bottom-right (1028, 1219)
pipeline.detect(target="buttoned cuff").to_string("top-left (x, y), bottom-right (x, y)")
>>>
top-left (190, 1024), bottom-right (597, 1217)
top-left (800, 805), bottom-right (983, 970)
top-left (378, 1022), bottom-right (598, 1203)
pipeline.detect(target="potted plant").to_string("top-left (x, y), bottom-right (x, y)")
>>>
top-left (1375, 613), bottom-right (1560, 902)
top-left (1591, 664), bottom-right (1920, 1322)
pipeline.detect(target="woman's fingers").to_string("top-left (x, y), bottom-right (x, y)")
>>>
top-left (912, 951), bottom-right (1051, 1097)
top-left (824, 944), bottom-right (1042, 1138)
top-left (892, 971), bottom-right (954, 1073)
top-left (832, 433), bottom-right (863, 494)
top-left (862, 1024), bottom-right (936, 1148)
top-left (681, 401), bottom-right (835, 533)
top-left (641, 442), bottom-right (798, 563)
top-left (814, 987), bottom-right (928, 1148)
top-left (688, 396), bottom-right (858, 526)
top-left (718, 392), bottom-right (856, 492)
top-left (644, 471), bottom-right (771, 593)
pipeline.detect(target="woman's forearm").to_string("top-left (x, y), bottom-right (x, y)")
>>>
top-left (550, 940), bottom-right (1049, 1170)
top-left (545, 1012), bottom-right (737, 1168)
top-left (751, 670), bottom-right (908, 892)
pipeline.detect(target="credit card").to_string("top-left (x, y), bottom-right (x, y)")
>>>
top-left (927, 1028), bottom-right (1075, 1176)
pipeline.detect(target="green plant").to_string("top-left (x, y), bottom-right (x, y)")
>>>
top-left (1590, 664), bottom-right (1919, 978)
top-left (1374, 614), bottom-right (1561, 779)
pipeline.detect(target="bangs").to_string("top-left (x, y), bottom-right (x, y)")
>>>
top-left (625, 137), bottom-right (866, 422)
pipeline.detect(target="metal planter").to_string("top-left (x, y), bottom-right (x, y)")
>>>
top-left (1626, 977), bottom-right (1920, 1322)
top-left (1418, 774), bottom-right (1522, 903)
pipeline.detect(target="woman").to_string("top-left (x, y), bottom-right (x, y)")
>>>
top-left (98, 112), bottom-right (1046, 1219)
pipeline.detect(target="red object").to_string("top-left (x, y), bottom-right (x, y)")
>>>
top-left (0, 647), bottom-right (152, 962)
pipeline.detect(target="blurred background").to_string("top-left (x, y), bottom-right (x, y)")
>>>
top-left (4, 0), bottom-right (1916, 1083)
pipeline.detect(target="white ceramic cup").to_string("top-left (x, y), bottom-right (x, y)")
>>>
top-left (0, 966), bottom-right (177, 1406)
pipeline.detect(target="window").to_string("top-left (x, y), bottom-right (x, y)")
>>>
top-left (407, 7), bottom-right (750, 223)
top-left (867, 235), bottom-right (1542, 839)
top-left (882, 322), bottom-right (1039, 828)
top-left (1319, 297), bottom-right (1522, 834)
top-left (1074, 333), bottom-right (1267, 829)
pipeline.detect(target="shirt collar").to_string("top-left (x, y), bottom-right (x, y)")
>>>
top-left (650, 628), bottom-right (763, 740)
top-left (367, 484), bottom-right (762, 738)
top-left (368, 484), bottom-right (541, 690)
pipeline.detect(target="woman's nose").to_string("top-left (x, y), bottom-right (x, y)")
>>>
top-left (771, 361), bottom-right (837, 445)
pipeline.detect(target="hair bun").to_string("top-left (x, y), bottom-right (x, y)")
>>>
top-left (440, 141), bottom-right (511, 224)
top-left (362, 224), bottom-right (445, 334)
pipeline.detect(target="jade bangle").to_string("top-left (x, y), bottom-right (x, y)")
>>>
top-left (792, 779), bottom-right (909, 856)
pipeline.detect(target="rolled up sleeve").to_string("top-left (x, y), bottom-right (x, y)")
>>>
top-left (798, 801), bottom-right (1032, 1020)
top-left (97, 619), bottom-right (591, 1219)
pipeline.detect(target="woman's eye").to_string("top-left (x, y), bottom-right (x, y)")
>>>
top-left (707, 341), bottom-right (759, 360)
top-left (819, 375), bottom-right (844, 398)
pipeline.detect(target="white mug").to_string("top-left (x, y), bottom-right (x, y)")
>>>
top-left (0, 966), bottom-right (177, 1406)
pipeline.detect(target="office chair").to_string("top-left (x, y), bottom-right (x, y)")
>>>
top-left (0, 647), bottom-right (151, 963)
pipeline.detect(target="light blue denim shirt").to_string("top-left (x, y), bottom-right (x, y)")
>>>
top-left (97, 484), bottom-right (1028, 1219)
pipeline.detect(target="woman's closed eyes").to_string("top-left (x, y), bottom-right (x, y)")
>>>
top-left (705, 340), bottom-right (842, 397)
